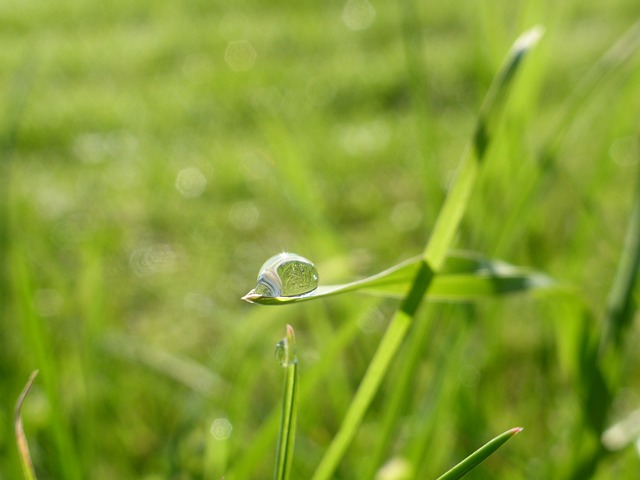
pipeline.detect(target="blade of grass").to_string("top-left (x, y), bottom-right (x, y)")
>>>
top-left (14, 370), bottom-right (39, 480)
top-left (11, 243), bottom-right (82, 480)
top-left (274, 325), bottom-right (299, 480)
top-left (310, 27), bottom-right (542, 480)
top-left (495, 21), bottom-right (640, 255)
top-left (227, 303), bottom-right (367, 478)
top-left (435, 427), bottom-right (523, 480)
top-left (407, 311), bottom-right (476, 478)
top-left (243, 251), bottom-right (554, 305)
top-left (600, 155), bottom-right (640, 353)
top-left (567, 144), bottom-right (640, 480)
top-left (361, 304), bottom-right (455, 479)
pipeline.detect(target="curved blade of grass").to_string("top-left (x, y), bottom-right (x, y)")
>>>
top-left (274, 325), bottom-right (299, 480)
top-left (15, 370), bottom-right (39, 480)
top-left (243, 251), bottom-right (554, 305)
top-left (435, 427), bottom-right (523, 480)
top-left (310, 27), bottom-right (543, 480)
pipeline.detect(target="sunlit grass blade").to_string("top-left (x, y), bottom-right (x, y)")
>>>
top-left (274, 325), bottom-right (299, 480)
top-left (309, 27), bottom-right (542, 480)
top-left (14, 370), bottom-right (39, 480)
top-left (435, 427), bottom-right (523, 480)
top-left (243, 251), bottom-right (554, 305)
top-left (424, 26), bottom-right (543, 268)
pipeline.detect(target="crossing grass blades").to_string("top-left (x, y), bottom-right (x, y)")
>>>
top-left (242, 26), bottom-right (545, 480)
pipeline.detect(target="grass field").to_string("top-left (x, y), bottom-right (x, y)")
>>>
top-left (1, 0), bottom-right (640, 478)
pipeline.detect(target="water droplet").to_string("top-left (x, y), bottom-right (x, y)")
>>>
top-left (275, 340), bottom-right (286, 366)
top-left (252, 252), bottom-right (319, 298)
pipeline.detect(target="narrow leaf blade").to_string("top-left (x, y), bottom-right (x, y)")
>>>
top-left (436, 427), bottom-right (523, 480)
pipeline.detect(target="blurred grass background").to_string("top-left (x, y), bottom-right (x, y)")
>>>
top-left (1, 0), bottom-right (639, 478)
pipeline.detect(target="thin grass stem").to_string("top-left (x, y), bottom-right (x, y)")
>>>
top-left (14, 370), bottom-right (39, 480)
top-left (274, 325), bottom-right (299, 480)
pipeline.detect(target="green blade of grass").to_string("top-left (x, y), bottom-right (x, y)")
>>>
top-left (243, 251), bottom-right (554, 305)
top-left (227, 304), bottom-right (368, 479)
top-left (424, 27), bottom-right (543, 268)
top-left (11, 243), bottom-right (82, 480)
top-left (274, 325), bottom-right (299, 480)
top-left (495, 21), bottom-right (640, 255)
top-left (14, 370), bottom-right (39, 480)
top-left (600, 157), bottom-right (640, 353)
top-left (309, 27), bottom-right (542, 480)
top-left (435, 427), bottom-right (523, 480)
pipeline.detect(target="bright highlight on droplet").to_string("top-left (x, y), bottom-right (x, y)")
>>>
top-left (175, 167), bottom-right (207, 198)
top-left (225, 40), bottom-right (257, 71)
top-left (210, 417), bottom-right (233, 440)
top-left (341, 0), bottom-right (376, 31)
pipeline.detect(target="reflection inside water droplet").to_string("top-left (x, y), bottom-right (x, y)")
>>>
top-left (252, 252), bottom-right (319, 298)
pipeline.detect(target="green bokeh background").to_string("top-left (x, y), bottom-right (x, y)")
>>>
top-left (1, 0), bottom-right (639, 478)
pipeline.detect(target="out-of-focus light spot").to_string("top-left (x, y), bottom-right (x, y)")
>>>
top-left (225, 40), bottom-right (257, 72)
top-left (358, 307), bottom-right (386, 334)
top-left (337, 120), bottom-right (390, 156)
top-left (176, 167), bottom-right (207, 198)
top-left (182, 53), bottom-right (214, 80)
top-left (342, 0), bottom-right (376, 31)
top-left (375, 457), bottom-right (413, 480)
top-left (129, 244), bottom-right (176, 276)
top-left (34, 289), bottom-right (64, 317)
top-left (390, 201), bottom-right (422, 232)
top-left (35, 186), bottom-right (71, 219)
top-left (183, 292), bottom-right (215, 315)
top-left (210, 417), bottom-right (233, 440)
top-left (73, 131), bottom-right (138, 164)
top-left (602, 409), bottom-right (640, 451)
top-left (609, 136), bottom-right (639, 166)
top-left (229, 201), bottom-right (259, 230)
